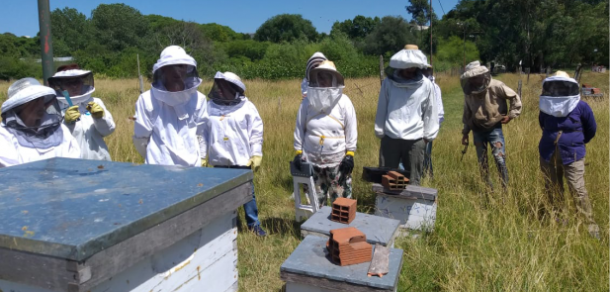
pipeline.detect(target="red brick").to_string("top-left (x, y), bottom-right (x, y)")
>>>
top-left (326, 227), bottom-right (372, 266)
top-left (331, 198), bottom-right (357, 224)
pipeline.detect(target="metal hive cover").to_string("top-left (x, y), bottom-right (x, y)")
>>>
top-left (0, 158), bottom-right (252, 261)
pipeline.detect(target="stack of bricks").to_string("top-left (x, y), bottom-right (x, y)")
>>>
top-left (381, 171), bottom-right (409, 190)
top-left (331, 197), bottom-right (357, 224)
top-left (326, 227), bottom-right (372, 266)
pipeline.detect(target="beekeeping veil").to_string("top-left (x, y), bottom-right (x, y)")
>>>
top-left (151, 45), bottom-right (202, 120)
top-left (460, 60), bottom-right (491, 95)
top-left (539, 71), bottom-right (581, 117)
top-left (48, 65), bottom-right (95, 106)
top-left (305, 52), bottom-right (327, 81)
top-left (208, 71), bottom-right (246, 105)
top-left (385, 44), bottom-right (428, 83)
top-left (307, 60), bottom-right (345, 113)
top-left (1, 77), bottom-right (64, 148)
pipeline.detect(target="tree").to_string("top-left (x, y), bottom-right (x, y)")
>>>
top-left (362, 16), bottom-right (417, 57)
top-left (330, 15), bottom-right (380, 40)
top-left (254, 14), bottom-right (318, 43)
top-left (406, 0), bottom-right (437, 47)
top-left (90, 4), bottom-right (150, 51)
top-left (51, 8), bottom-right (91, 54)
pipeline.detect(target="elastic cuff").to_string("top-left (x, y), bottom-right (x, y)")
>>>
top-left (346, 151), bottom-right (355, 157)
top-left (295, 150), bottom-right (303, 155)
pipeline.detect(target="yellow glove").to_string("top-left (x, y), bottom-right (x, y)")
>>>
top-left (87, 102), bottom-right (105, 119)
top-left (64, 106), bottom-right (81, 123)
top-left (247, 156), bottom-right (262, 172)
top-left (201, 157), bottom-right (208, 167)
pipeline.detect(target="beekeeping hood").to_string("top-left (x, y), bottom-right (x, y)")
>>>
top-left (539, 71), bottom-right (580, 117)
top-left (385, 44), bottom-right (428, 85)
top-left (48, 69), bottom-right (95, 106)
top-left (1, 77), bottom-right (64, 148)
top-left (307, 60), bottom-right (345, 113)
top-left (151, 45), bottom-right (202, 120)
top-left (305, 52), bottom-right (327, 81)
top-left (460, 60), bottom-right (491, 95)
top-left (208, 71), bottom-right (246, 105)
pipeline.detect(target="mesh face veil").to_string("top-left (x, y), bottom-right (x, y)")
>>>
top-left (461, 72), bottom-right (491, 95)
top-left (48, 70), bottom-right (95, 104)
top-left (208, 71), bottom-right (246, 105)
top-left (542, 80), bottom-right (580, 97)
top-left (152, 64), bottom-right (200, 92)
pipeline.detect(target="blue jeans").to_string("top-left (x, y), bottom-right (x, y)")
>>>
top-left (244, 181), bottom-right (261, 227)
top-left (423, 141), bottom-right (433, 178)
top-left (214, 166), bottom-right (261, 227)
top-left (472, 126), bottom-right (509, 189)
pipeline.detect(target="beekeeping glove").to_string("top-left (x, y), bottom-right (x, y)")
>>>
top-left (64, 106), bottom-right (81, 123)
top-left (87, 102), bottom-right (105, 119)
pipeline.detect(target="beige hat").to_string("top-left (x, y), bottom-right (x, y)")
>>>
top-left (553, 70), bottom-right (570, 78)
top-left (405, 44), bottom-right (419, 50)
top-left (461, 60), bottom-right (489, 79)
top-left (309, 60), bottom-right (345, 87)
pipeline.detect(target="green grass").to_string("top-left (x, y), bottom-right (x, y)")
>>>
top-left (0, 71), bottom-right (607, 291)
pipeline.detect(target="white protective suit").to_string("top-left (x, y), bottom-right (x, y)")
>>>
top-left (132, 46), bottom-right (207, 166)
top-left (51, 69), bottom-right (115, 161)
top-left (0, 78), bottom-right (80, 167)
top-left (202, 98), bottom-right (263, 166)
top-left (294, 94), bottom-right (358, 167)
top-left (430, 76), bottom-right (444, 123)
top-left (375, 45), bottom-right (439, 141)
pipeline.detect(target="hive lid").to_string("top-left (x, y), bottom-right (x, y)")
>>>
top-left (281, 235), bottom-right (403, 290)
top-left (0, 158), bottom-right (252, 261)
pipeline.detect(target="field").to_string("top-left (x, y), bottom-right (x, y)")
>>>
top-left (0, 71), bottom-right (607, 291)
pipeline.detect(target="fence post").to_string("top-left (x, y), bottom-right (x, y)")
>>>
top-left (379, 55), bottom-right (384, 86)
top-left (137, 54), bottom-right (144, 94)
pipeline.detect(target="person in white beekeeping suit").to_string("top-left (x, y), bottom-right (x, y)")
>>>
top-left (293, 60), bottom-right (358, 207)
top-left (200, 71), bottom-right (267, 236)
top-left (375, 44), bottom-right (439, 186)
top-left (301, 52), bottom-right (327, 99)
top-left (0, 77), bottom-right (80, 167)
top-left (132, 45), bottom-right (207, 166)
top-left (422, 64), bottom-right (444, 179)
top-left (47, 64), bottom-right (115, 161)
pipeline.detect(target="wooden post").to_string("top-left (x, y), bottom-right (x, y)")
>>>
top-left (137, 54), bottom-right (144, 94)
top-left (379, 55), bottom-right (384, 85)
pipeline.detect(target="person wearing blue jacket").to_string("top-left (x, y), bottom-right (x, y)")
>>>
top-left (538, 71), bottom-right (599, 239)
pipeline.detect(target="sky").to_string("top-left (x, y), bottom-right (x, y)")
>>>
top-left (1, 0), bottom-right (459, 37)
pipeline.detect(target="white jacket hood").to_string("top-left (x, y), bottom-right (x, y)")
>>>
top-left (539, 76), bottom-right (580, 117)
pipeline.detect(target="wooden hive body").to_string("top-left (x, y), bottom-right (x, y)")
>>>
top-left (326, 227), bottom-right (372, 266)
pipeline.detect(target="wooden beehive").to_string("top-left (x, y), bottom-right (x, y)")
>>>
top-left (381, 171), bottom-right (409, 190)
top-left (326, 227), bottom-right (372, 266)
top-left (331, 197), bottom-right (357, 224)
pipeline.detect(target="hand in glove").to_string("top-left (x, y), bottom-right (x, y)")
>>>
top-left (292, 151), bottom-right (303, 171)
top-left (247, 156), bottom-right (262, 172)
top-left (201, 157), bottom-right (208, 167)
top-left (339, 151), bottom-right (355, 175)
top-left (87, 102), bottom-right (105, 119)
top-left (64, 106), bottom-right (81, 123)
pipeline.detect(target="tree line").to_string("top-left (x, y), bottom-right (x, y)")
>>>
top-left (0, 0), bottom-right (607, 81)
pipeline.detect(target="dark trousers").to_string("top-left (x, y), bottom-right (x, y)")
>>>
top-left (379, 136), bottom-right (426, 186)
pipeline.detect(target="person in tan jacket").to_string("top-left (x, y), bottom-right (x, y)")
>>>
top-left (460, 61), bottom-right (522, 190)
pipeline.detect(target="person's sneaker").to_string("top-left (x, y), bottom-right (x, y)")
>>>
top-left (588, 224), bottom-right (600, 240)
top-left (249, 225), bottom-right (267, 237)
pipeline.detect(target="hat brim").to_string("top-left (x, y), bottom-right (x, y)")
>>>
top-left (309, 67), bottom-right (344, 87)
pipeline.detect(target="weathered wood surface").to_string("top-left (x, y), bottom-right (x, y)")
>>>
top-left (367, 244), bottom-right (390, 277)
top-left (283, 272), bottom-right (393, 292)
top-left (375, 193), bottom-right (437, 232)
top-left (372, 183), bottom-right (437, 201)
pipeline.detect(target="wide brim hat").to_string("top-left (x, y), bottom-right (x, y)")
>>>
top-left (2, 78), bottom-right (56, 114)
top-left (309, 60), bottom-right (345, 87)
top-left (152, 45), bottom-right (197, 73)
top-left (214, 71), bottom-right (246, 93)
top-left (389, 44), bottom-right (429, 69)
top-left (461, 60), bottom-right (489, 79)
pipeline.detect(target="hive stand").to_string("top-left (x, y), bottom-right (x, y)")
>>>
top-left (281, 236), bottom-right (404, 292)
top-left (290, 161), bottom-right (320, 222)
top-left (330, 198), bottom-right (357, 224)
top-left (327, 227), bottom-right (372, 266)
top-left (381, 171), bottom-right (409, 190)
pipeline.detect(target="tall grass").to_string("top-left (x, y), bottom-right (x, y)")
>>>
top-left (0, 71), bottom-right (607, 291)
